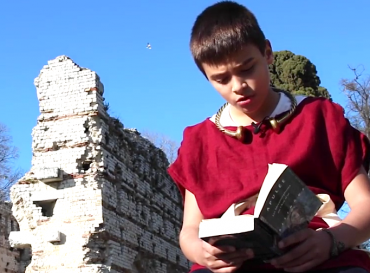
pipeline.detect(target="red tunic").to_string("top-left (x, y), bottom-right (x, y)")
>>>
top-left (168, 97), bottom-right (370, 272)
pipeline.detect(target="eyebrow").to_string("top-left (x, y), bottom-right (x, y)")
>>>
top-left (235, 57), bottom-right (254, 68)
top-left (209, 57), bottom-right (254, 79)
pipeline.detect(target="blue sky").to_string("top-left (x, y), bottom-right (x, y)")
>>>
top-left (1, 0), bottom-right (369, 180)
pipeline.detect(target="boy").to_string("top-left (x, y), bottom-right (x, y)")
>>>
top-left (168, 1), bottom-right (370, 273)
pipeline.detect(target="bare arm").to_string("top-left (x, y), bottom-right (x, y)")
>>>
top-left (179, 190), bottom-right (254, 272)
top-left (330, 166), bottom-right (370, 248)
top-left (179, 190), bottom-right (205, 264)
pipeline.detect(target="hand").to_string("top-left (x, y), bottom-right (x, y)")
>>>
top-left (270, 228), bottom-right (331, 272)
top-left (200, 240), bottom-right (254, 273)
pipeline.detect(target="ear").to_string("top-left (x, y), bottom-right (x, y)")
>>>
top-left (264, 40), bottom-right (273, 65)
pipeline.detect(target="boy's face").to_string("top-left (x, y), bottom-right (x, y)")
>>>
top-left (202, 41), bottom-right (274, 119)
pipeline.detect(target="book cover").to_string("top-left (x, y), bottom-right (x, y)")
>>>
top-left (203, 219), bottom-right (283, 260)
top-left (198, 163), bottom-right (323, 260)
top-left (258, 166), bottom-right (323, 238)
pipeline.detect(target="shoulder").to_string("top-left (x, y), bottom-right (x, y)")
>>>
top-left (167, 118), bottom-right (213, 195)
top-left (300, 96), bottom-right (344, 112)
top-left (181, 118), bottom-right (213, 144)
top-left (171, 117), bottom-right (218, 166)
top-left (175, 119), bottom-right (214, 162)
top-left (298, 97), bottom-right (346, 119)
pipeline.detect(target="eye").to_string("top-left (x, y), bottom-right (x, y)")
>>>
top-left (215, 76), bottom-right (230, 84)
top-left (242, 65), bottom-right (255, 73)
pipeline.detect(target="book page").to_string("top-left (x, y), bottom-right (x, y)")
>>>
top-left (199, 214), bottom-right (255, 239)
top-left (254, 163), bottom-right (287, 218)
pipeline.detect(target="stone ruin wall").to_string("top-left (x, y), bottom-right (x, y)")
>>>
top-left (9, 56), bottom-right (189, 273)
top-left (0, 202), bottom-right (31, 273)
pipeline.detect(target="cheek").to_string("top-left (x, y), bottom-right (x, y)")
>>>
top-left (252, 66), bottom-right (270, 86)
top-left (211, 83), bottom-right (230, 98)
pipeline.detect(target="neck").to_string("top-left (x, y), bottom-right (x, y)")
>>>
top-left (229, 88), bottom-right (280, 126)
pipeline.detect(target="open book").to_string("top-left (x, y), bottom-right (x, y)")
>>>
top-left (199, 163), bottom-right (323, 260)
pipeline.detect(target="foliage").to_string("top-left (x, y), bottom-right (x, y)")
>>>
top-left (269, 50), bottom-right (331, 99)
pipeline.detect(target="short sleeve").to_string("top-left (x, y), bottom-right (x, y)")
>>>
top-left (331, 103), bottom-right (370, 193)
top-left (167, 153), bottom-right (186, 202)
top-left (167, 126), bottom-right (199, 203)
top-left (360, 132), bottom-right (370, 173)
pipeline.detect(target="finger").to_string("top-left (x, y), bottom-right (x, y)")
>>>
top-left (216, 245), bottom-right (237, 252)
top-left (217, 249), bottom-right (254, 261)
top-left (209, 258), bottom-right (243, 271)
top-left (203, 239), bottom-right (235, 252)
top-left (213, 265), bottom-right (240, 273)
top-left (283, 259), bottom-right (322, 273)
top-left (221, 255), bottom-right (252, 267)
top-left (280, 232), bottom-right (329, 271)
top-left (276, 247), bottom-right (314, 269)
top-left (271, 238), bottom-right (311, 267)
top-left (278, 229), bottom-right (313, 249)
top-left (203, 242), bottom-right (236, 257)
top-left (210, 250), bottom-right (252, 271)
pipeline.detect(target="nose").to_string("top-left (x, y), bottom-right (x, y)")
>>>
top-left (231, 77), bottom-right (247, 94)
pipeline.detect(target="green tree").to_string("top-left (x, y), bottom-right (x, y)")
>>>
top-left (269, 50), bottom-right (331, 99)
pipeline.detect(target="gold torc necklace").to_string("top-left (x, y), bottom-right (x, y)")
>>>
top-left (214, 89), bottom-right (297, 140)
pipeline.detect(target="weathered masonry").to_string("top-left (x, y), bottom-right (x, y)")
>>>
top-left (9, 56), bottom-right (189, 273)
top-left (0, 202), bottom-right (31, 273)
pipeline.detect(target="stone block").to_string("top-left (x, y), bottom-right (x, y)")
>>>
top-left (34, 167), bottom-right (62, 183)
top-left (9, 231), bottom-right (33, 249)
top-left (46, 230), bottom-right (61, 243)
top-left (31, 191), bottom-right (63, 202)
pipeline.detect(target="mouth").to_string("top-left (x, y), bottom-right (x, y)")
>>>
top-left (236, 94), bottom-right (255, 106)
top-left (237, 95), bottom-right (254, 103)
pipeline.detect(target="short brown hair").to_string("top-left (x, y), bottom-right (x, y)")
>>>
top-left (190, 1), bottom-right (266, 74)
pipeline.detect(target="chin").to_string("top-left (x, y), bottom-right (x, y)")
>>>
top-left (239, 105), bottom-right (259, 115)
